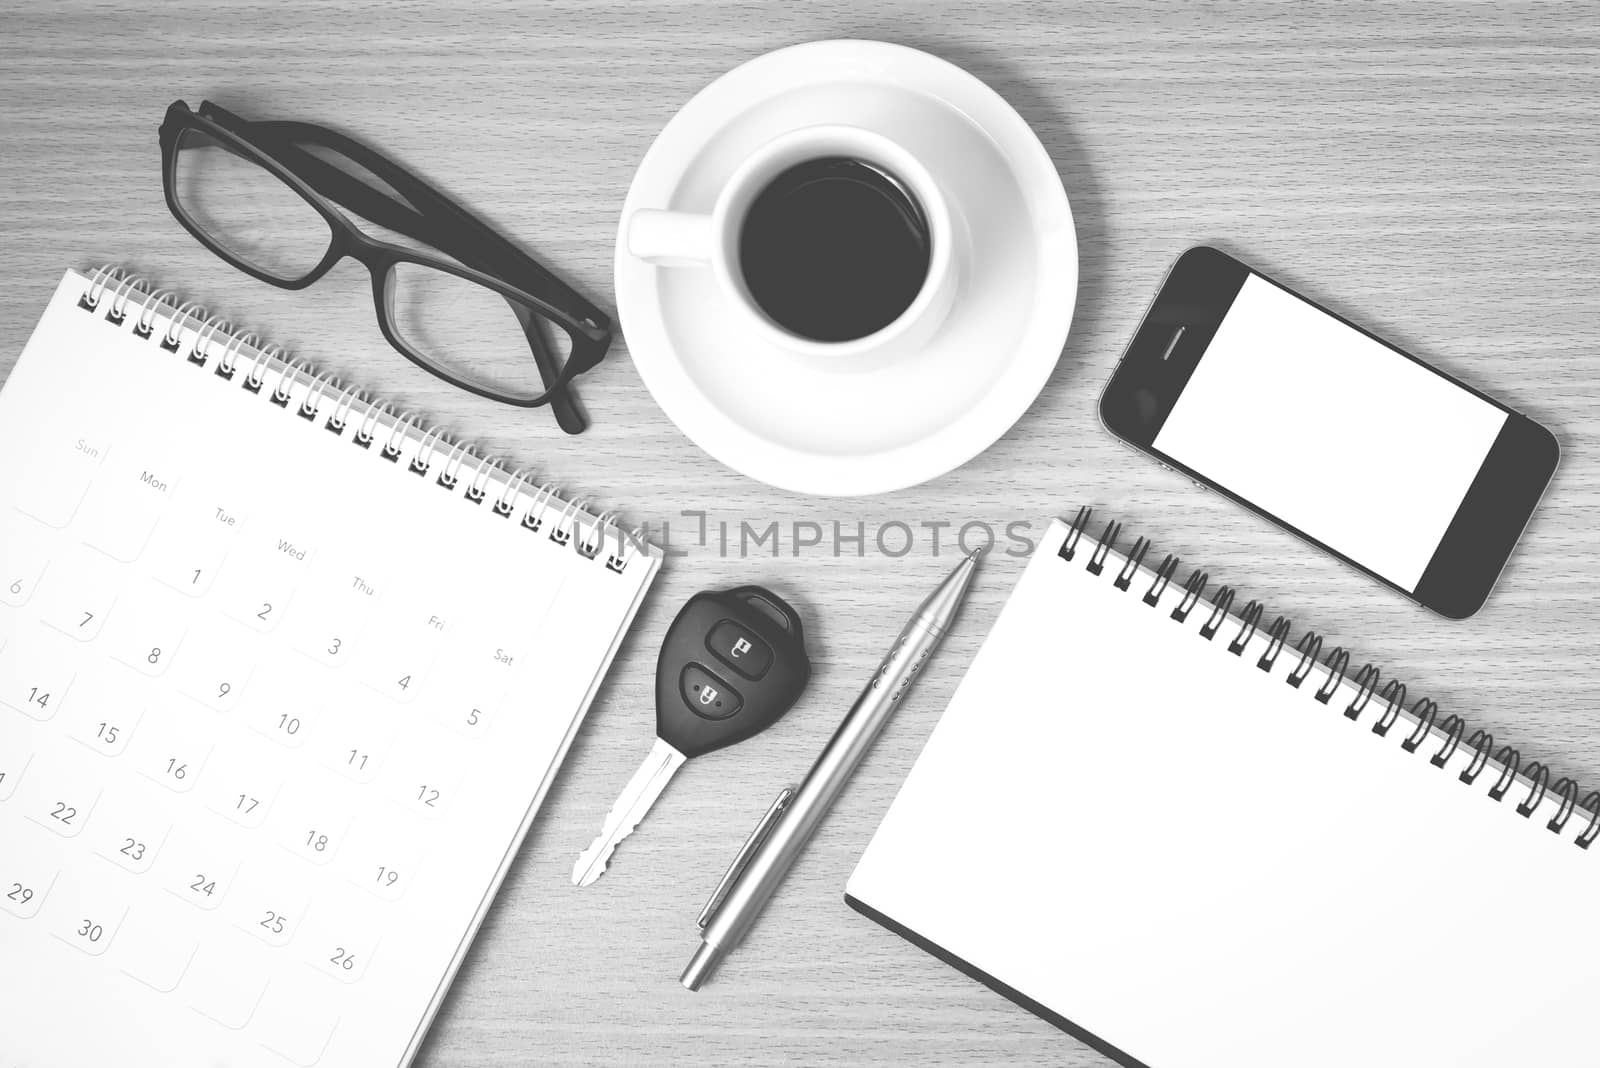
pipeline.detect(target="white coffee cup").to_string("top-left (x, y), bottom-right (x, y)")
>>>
top-left (624, 124), bottom-right (957, 362)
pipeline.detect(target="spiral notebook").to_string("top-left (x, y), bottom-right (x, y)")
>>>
top-left (847, 511), bottom-right (1597, 1068)
top-left (0, 268), bottom-right (661, 1067)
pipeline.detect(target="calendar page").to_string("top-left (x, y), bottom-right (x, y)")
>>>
top-left (0, 270), bottom-right (660, 1068)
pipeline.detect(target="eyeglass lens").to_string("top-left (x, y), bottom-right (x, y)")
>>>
top-left (172, 127), bottom-right (334, 283)
top-left (385, 262), bottom-right (573, 402)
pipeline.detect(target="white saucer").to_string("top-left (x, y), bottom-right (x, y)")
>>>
top-left (615, 40), bottom-right (1078, 496)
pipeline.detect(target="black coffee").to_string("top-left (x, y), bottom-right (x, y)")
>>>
top-left (739, 157), bottom-right (930, 343)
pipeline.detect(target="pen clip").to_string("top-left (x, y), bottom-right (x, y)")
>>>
top-left (697, 786), bottom-right (794, 930)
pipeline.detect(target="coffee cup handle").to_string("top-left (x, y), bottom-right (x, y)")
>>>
top-left (626, 210), bottom-right (715, 267)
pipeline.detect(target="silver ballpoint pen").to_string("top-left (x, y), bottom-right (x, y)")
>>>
top-left (681, 547), bottom-right (982, 991)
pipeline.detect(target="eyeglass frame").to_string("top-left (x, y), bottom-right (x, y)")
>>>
top-left (158, 99), bottom-right (611, 431)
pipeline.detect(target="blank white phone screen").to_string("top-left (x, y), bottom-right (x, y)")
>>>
top-left (1153, 274), bottom-right (1506, 592)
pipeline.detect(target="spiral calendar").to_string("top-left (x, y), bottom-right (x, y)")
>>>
top-left (0, 268), bottom-right (661, 1067)
top-left (848, 510), bottom-right (1596, 1068)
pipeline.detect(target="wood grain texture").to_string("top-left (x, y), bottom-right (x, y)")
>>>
top-left (2, 1), bottom-right (1598, 1064)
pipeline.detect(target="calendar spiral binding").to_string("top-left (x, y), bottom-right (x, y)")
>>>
top-left (1060, 506), bottom-right (1600, 851)
top-left (76, 265), bottom-right (652, 575)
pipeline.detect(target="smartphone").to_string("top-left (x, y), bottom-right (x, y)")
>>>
top-left (1099, 246), bottom-right (1558, 619)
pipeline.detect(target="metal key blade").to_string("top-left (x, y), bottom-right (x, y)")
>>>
top-left (572, 737), bottom-right (688, 887)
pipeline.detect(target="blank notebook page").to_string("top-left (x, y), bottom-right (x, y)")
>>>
top-left (847, 517), bottom-right (1597, 1068)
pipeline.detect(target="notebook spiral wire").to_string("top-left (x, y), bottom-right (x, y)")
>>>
top-left (76, 266), bottom-right (645, 574)
top-left (1062, 505), bottom-right (1600, 849)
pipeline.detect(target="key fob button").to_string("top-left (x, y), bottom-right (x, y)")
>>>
top-left (681, 663), bottom-right (742, 721)
top-left (705, 620), bottom-right (773, 680)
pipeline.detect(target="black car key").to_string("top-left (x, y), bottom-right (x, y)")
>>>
top-left (572, 586), bottom-right (810, 886)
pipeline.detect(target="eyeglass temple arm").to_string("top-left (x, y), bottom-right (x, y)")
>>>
top-left (516, 304), bottom-right (589, 435)
top-left (238, 119), bottom-right (607, 329)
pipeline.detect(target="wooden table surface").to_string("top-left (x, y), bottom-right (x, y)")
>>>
top-left (3, 2), bottom-right (1598, 1064)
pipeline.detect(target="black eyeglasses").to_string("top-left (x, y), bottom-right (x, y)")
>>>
top-left (159, 99), bottom-right (611, 433)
